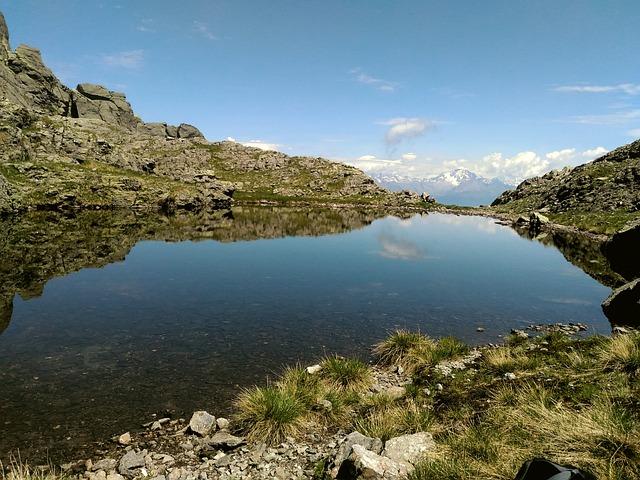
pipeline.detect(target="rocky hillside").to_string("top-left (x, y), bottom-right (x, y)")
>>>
top-left (0, 11), bottom-right (420, 215)
top-left (491, 139), bottom-right (640, 214)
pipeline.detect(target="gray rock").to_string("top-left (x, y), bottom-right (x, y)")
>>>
top-left (331, 431), bottom-right (383, 477)
top-left (382, 432), bottom-right (436, 465)
top-left (177, 123), bottom-right (204, 139)
top-left (337, 444), bottom-right (410, 480)
top-left (118, 450), bottom-right (145, 477)
top-left (71, 84), bottom-right (141, 131)
top-left (91, 459), bottom-right (118, 472)
top-left (0, 11), bottom-right (10, 59)
top-left (106, 474), bottom-right (126, 480)
top-left (138, 122), bottom-right (168, 137)
top-left (188, 410), bottom-right (216, 436)
top-left (208, 430), bottom-right (246, 449)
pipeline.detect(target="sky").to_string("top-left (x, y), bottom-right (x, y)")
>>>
top-left (2, 1), bottom-right (640, 184)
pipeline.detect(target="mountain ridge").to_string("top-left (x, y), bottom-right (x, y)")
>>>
top-left (373, 167), bottom-right (513, 206)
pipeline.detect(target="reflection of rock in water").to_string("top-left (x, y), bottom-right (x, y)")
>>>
top-left (0, 207), bottom-right (391, 337)
top-left (0, 294), bottom-right (12, 335)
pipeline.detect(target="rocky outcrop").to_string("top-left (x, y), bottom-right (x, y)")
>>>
top-left (602, 217), bottom-right (640, 282)
top-left (70, 84), bottom-right (141, 130)
top-left (600, 218), bottom-right (640, 325)
top-left (0, 9), bottom-right (422, 215)
top-left (492, 139), bottom-right (640, 214)
top-left (602, 279), bottom-right (640, 327)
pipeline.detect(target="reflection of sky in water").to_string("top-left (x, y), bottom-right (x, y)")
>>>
top-left (0, 212), bottom-right (613, 462)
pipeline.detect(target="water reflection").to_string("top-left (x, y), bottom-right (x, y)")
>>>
top-left (0, 208), bottom-right (614, 464)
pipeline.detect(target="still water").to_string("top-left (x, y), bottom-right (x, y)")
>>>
top-left (0, 207), bottom-right (611, 462)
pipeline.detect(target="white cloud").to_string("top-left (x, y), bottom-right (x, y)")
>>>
top-left (101, 49), bottom-right (145, 69)
top-left (350, 69), bottom-right (398, 92)
top-left (628, 129), bottom-right (640, 138)
top-left (194, 21), bottom-right (217, 40)
top-left (377, 117), bottom-right (434, 144)
top-left (241, 140), bottom-right (283, 151)
top-left (554, 84), bottom-right (640, 95)
top-left (345, 146), bottom-right (608, 186)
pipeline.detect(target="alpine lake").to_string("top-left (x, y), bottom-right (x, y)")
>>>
top-left (0, 206), bottom-right (618, 463)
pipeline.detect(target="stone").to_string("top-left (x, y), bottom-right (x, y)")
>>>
top-left (177, 123), bottom-right (204, 139)
top-left (529, 211), bottom-right (549, 232)
top-left (331, 431), bottom-right (383, 477)
top-left (138, 122), bottom-right (168, 137)
top-left (602, 217), bottom-right (640, 281)
top-left (92, 459), bottom-right (118, 472)
top-left (188, 410), bottom-right (216, 436)
top-left (307, 364), bottom-right (322, 374)
top-left (337, 444), bottom-right (410, 480)
top-left (106, 474), bottom-right (126, 480)
top-left (118, 432), bottom-right (132, 445)
top-left (208, 431), bottom-right (246, 449)
top-left (216, 417), bottom-right (230, 430)
top-left (118, 450), bottom-right (145, 477)
top-left (503, 372), bottom-right (517, 380)
top-left (382, 432), bottom-right (436, 465)
top-left (602, 278), bottom-right (640, 328)
top-left (0, 11), bottom-right (10, 59)
top-left (71, 84), bottom-right (141, 131)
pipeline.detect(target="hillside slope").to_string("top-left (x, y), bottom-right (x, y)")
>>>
top-left (492, 139), bottom-right (640, 216)
top-left (0, 11), bottom-right (419, 215)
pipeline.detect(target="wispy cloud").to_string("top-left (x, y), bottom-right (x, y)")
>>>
top-left (194, 21), bottom-right (217, 40)
top-left (554, 83), bottom-right (640, 95)
top-left (137, 19), bottom-right (155, 32)
top-left (101, 49), bottom-right (145, 69)
top-left (567, 109), bottom-right (640, 125)
top-left (377, 117), bottom-right (434, 144)
top-left (350, 68), bottom-right (399, 92)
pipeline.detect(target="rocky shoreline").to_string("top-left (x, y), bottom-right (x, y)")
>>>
top-left (7, 321), bottom-right (608, 480)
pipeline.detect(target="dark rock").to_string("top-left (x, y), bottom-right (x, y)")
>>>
top-left (331, 431), bottom-right (383, 477)
top-left (138, 122), bottom-right (168, 137)
top-left (602, 218), bottom-right (640, 281)
top-left (602, 278), bottom-right (640, 327)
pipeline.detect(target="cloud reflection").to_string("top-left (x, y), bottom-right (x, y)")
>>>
top-left (376, 232), bottom-right (426, 260)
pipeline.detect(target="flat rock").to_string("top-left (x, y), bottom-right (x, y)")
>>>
top-left (382, 432), bottom-right (436, 465)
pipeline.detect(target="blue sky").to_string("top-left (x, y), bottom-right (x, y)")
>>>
top-left (2, 1), bottom-right (639, 184)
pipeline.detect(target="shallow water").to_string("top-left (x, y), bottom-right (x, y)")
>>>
top-left (0, 208), bottom-right (612, 462)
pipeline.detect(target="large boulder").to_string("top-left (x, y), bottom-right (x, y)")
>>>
top-left (602, 278), bottom-right (640, 327)
top-left (602, 218), bottom-right (640, 281)
top-left (71, 83), bottom-right (141, 130)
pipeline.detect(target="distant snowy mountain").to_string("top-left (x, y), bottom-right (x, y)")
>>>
top-left (372, 168), bottom-right (514, 206)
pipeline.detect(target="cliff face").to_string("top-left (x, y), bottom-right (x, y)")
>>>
top-left (0, 11), bottom-right (420, 215)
